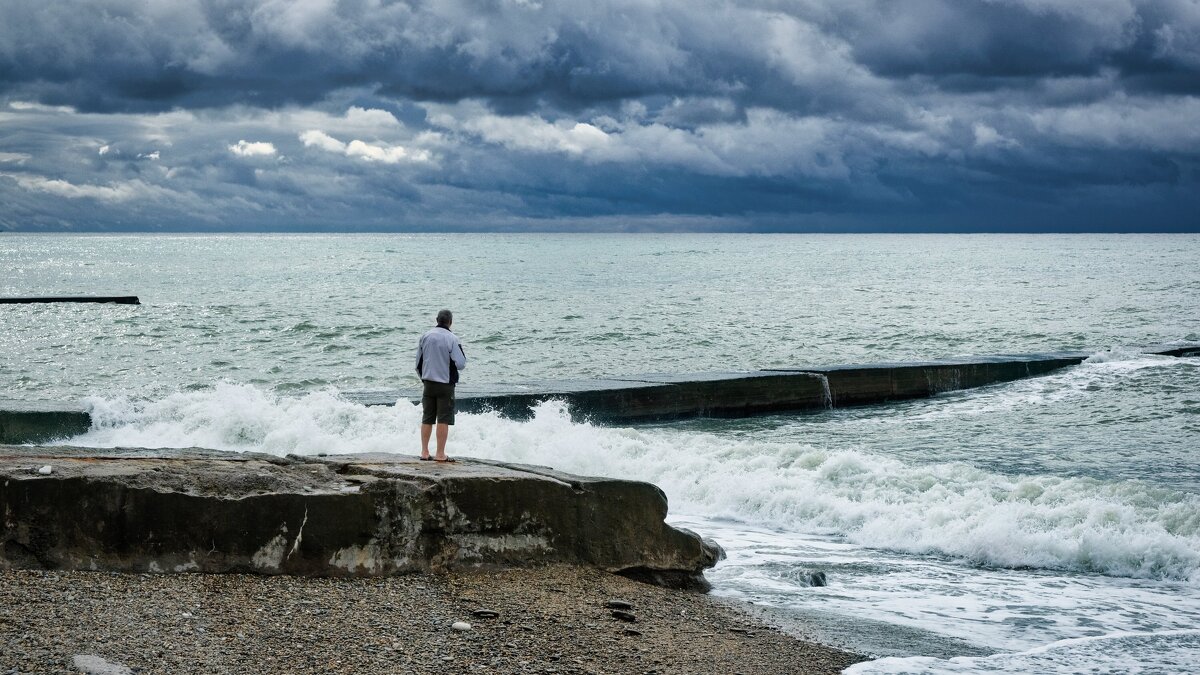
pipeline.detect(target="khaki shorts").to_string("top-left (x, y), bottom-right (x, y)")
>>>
top-left (421, 381), bottom-right (456, 425)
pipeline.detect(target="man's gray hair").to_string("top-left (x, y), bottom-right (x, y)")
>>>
top-left (436, 309), bottom-right (453, 326)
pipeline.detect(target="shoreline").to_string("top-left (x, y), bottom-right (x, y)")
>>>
top-left (721, 598), bottom-right (992, 662)
top-left (1, 565), bottom-right (867, 674)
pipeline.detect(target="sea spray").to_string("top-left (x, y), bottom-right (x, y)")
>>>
top-left (72, 383), bottom-right (1200, 583)
top-left (82, 384), bottom-right (420, 456)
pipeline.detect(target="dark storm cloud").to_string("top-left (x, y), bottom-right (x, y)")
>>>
top-left (3, 0), bottom-right (1197, 111)
top-left (1, 0), bottom-right (1198, 231)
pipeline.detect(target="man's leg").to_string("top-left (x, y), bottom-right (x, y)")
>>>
top-left (435, 423), bottom-right (450, 460)
top-left (420, 382), bottom-right (437, 459)
top-left (420, 424), bottom-right (433, 459)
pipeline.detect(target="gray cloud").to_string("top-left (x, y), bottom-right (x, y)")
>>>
top-left (4, 0), bottom-right (1196, 111)
top-left (1, 0), bottom-right (1197, 231)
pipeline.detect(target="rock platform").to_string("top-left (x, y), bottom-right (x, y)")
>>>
top-left (0, 447), bottom-right (721, 589)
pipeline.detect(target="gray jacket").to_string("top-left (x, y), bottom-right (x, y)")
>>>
top-left (416, 326), bottom-right (467, 384)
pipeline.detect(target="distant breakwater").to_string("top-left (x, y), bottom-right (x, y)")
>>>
top-left (0, 296), bottom-right (140, 305)
top-left (2, 345), bottom-right (1197, 444)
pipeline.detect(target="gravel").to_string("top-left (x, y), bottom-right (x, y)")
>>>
top-left (0, 565), bottom-right (864, 674)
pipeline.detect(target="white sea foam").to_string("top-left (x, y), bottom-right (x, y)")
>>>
top-left (82, 384), bottom-right (419, 456)
top-left (693, 516), bottom-right (1200, 653)
top-left (1083, 346), bottom-right (1174, 364)
top-left (72, 383), bottom-right (1200, 583)
top-left (846, 630), bottom-right (1200, 674)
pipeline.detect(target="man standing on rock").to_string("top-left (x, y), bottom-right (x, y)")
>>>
top-left (416, 309), bottom-right (467, 462)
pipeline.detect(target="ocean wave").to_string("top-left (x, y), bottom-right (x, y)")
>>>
top-left (1083, 346), bottom-right (1174, 364)
top-left (845, 629), bottom-right (1200, 674)
top-left (73, 384), bottom-right (1200, 582)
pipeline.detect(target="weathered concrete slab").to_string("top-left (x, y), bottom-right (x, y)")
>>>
top-left (769, 352), bottom-right (1093, 407)
top-left (604, 371), bottom-right (831, 419)
top-left (0, 446), bottom-right (721, 589)
top-left (0, 401), bottom-right (92, 445)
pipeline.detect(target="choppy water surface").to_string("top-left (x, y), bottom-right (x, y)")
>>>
top-left (3, 233), bottom-right (1198, 400)
top-left (3, 233), bottom-right (1200, 673)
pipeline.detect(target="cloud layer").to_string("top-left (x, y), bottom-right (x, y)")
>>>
top-left (1, 0), bottom-right (1197, 231)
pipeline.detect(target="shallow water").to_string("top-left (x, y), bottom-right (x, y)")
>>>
top-left (4, 233), bottom-right (1199, 672)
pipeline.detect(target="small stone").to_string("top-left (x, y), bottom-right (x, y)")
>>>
top-left (611, 610), bottom-right (637, 622)
top-left (728, 627), bottom-right (748, 634)
top-left (37, 465), bottom-right (53, 475)
top-left (72, 655), bottom-right (133, 675)
top-left (623, 628), bottom-right (643, 636)
top-left (472, 608), bottom-right (500, 618)
top-left (451, 621), bottom-right (472, 631)
top-left (605, 599), bottom-right (633, 610)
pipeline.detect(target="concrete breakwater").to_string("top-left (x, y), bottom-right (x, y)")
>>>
top-left (0, 296), bottom-right (140, 304)
top-left (0, 446), bottom-right (721, 588)
top-left (354, 344), bottom-right (1197, 421)
top-left (0, 401), bottom-right (93, 446)
top-left (1, 345), bottom-right (1196, 444)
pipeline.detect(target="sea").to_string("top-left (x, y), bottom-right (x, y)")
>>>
top-left (3, 233), bottom-right (1199, 674)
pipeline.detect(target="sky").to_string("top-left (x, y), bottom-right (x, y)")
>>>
top-left (1, 0), bottom-right (1198, 232)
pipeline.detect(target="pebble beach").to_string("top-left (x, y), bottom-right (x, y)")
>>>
top-left (1, 565), bottom-right (863, 674)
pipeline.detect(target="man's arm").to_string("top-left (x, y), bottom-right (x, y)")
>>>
top-left (451, 339), bottom-right (466, 370)
top-left (415, 335), bottom-right (425, 375)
